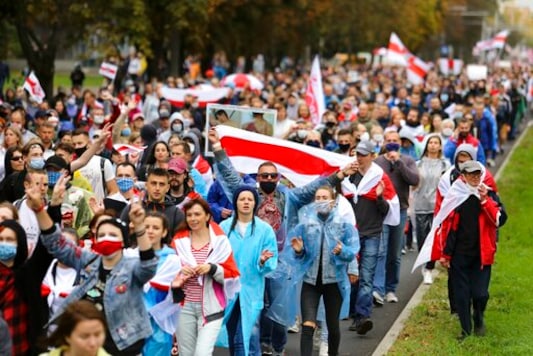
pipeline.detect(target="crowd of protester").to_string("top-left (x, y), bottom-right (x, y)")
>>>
top-left (0, 54), bottom-right (528, 355)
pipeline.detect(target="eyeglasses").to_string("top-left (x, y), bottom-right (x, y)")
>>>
top-left (258, 173), bottom-right (279, 179)
top-left (10, 156), bottom-right (23, 161)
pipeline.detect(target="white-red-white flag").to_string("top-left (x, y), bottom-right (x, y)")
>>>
top-left (387, 32), bottom-right (410, 66)
top-left (113, 144), bottom-right (146, 156)
top-left (99, 62), bottom-right (118, 80)
top-left (23, 71), bottom-right (45, 104)
top-left (215, 125), bottom-right (351, 187)
top-left (305, 56), bottom-right (326, 126)
top-left (407, 55), bottom-right (430, 85)
top-left (491, 30), bottom-right (510, 50)
top-left (160, 87), bottom-right (230, 109)
top-left (438, 58), bottom-right (463, 76)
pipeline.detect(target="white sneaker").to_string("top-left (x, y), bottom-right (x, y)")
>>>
top-left (372, 291), bottom-right (384, 305)
top-left (385, 292), bottom-right (398, 303)
top-left (422, 268), bottom-right (434, 285)
top-left (319, 341), bottom-right (329, 356)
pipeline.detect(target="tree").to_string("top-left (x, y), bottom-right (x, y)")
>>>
top-left (1, 0), bottom-right (96, 99)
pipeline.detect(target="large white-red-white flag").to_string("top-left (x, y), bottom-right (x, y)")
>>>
top-left (23, 71), bottom-right (45, 104)
top-left (387, 32), bottom-right (410, 66)
top-left (305, 56), bottom-right (326, 126)
top-left (407, 55), bottom-right (430, 85)
top-left (474, 30), bottom-right (510, 54)
top-left (438, 58), bottom-right (464, 76)
top-left (160, 87), bottom-right (230, 109)
top-left (99, 62), bottom-right (118, 80)
top-left (215, 125), bottom-right (351, 187)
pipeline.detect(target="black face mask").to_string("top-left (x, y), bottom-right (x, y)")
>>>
top-left (325, 122), bottom-right (336, 129)
top-left (259, 181), bottom-right (277, 194)
top-left (306, 140), bottom-right (321, 148)
top-left (74, 146), bottom-right (87, 157)
top-left (338, 143), bottom-right (351, 152)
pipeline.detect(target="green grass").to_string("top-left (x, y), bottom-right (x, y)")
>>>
top-left (388, 127), bottom-right (533, 355)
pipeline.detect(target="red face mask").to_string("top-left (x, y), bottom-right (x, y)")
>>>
top-left (92, 236), bottom-right (123, 256)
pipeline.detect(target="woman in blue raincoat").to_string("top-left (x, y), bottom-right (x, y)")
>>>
top-left (220, 185), bottom-right (278, 355)
top-left (288, 185), bottom-right (359, 356)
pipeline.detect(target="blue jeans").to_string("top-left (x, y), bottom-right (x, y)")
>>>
top-left (354, 235), bottom-right (380, 319)
top-left (260, 278), bottom-right (287, 352)
top-left (227, 298), bottom-right (261, 356)
top-left (373, 209), bottom-right (407, 296)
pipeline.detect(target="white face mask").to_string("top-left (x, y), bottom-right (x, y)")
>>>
top-left (372, 134), bottom-right (383, 142)
top-left (360, 132), bottom-right (370, 142)
top-left (442, 128), bottom-right (454, 137)
top-left (315, 200), bottom-right (334, 215)
top-left (93, 115), bottom-right (105, 124)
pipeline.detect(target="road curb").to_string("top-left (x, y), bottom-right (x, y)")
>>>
top-left (372, 119), bottom-right (532, 356)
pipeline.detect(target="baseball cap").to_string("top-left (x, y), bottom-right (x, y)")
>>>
top-left (45, 155), bottom-right (69, 170)
top-left (168, 158), bottom-right (188, 174)
top-left (159, 108), bottom-right (171, 118)
top-left (355, 140), bottom-right (374, 156)
top-left (459, 160), bottom-right (483, 173)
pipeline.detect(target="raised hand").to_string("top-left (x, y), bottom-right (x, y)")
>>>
top-left (50, 172), bottom-right (71, 206)
top-left (25, 174), bottom-right (45, 211)
top-left (129, 201), bottom-right (146, 227)
top-left (208, 127), bottom-right (220, 145)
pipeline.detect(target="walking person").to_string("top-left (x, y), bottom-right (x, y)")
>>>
top-left (289, 186), bottom-right (359, 356)
top-left (170, 198), bottom-right (240, 356)
top-left (221, 186), bottom-right (278, 355)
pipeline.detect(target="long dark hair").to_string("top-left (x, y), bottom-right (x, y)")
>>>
top-left (145, 141), bottom-right (170, 166)
top-left (228, 186), bottom-right (258, 236)
top-left (4, 146), bottom-right (23, 177)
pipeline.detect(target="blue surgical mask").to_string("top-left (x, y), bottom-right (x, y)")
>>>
top-left (29, 157), bottom-right (45, 169)
top-left (47, 171), bottom-right (62, 187)
top-left (116, 177), bottom-right (135, 193)
top-left (0, 242), bottom-right (17, 262)
top-left (385, 142), bottom-right (401, 152)
top-left (121, 127), bottom-right (131, 137)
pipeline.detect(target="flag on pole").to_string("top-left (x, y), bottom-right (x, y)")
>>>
top-left (305, 56), bottom-right (326, 126)
top-left (438, 58), bottom-right (464, 76)
top-left (215, 125), bottom-right (351, 187)
top-left (491, 30), bottom-right (510, 49)
top-left (387, 32), bottom-right (410, 66)
top-left (99, 62), bottom-right (118, 80)
top-left (23, 71), bottom-right (45, 104)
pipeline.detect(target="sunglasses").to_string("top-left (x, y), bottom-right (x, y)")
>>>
top-left (258, 173), bottom-right (279, 179)
top-left (10, 156), bottom-right (23, 161)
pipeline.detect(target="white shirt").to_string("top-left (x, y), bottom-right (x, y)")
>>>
top-left (274, 118), bottom-right (295, 139)
top-left (18, 200), bottom-right (40, 257)
top-left (77, 155), bottom-right (115, 201)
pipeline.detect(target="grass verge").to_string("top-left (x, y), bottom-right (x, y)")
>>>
top-left (388, 126), bottom-right (533, 355)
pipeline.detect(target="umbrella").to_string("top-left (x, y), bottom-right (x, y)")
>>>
top-left (221, 73), bottom-right (264, 91)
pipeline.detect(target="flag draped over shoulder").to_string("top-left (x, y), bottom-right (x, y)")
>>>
top-left (23, 71), bottom-right (45, 104)
top-left (216, 125), bottom-right (352, 187)
top-left (305, 56), bottom-right (326, 127)
top-left (341, 162), bottom-right (400, 226)
top-left (412, 179), bottom-right (477, 272)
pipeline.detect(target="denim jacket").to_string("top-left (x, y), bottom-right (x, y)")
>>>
top-left (40, 226), bottom-right (158, 351)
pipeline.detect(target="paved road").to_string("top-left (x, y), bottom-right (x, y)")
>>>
top-left (214, 124), bottom-right (523, 356)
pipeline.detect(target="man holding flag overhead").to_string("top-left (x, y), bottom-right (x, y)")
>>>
top-left (208, 126), bottom-right (356, 355)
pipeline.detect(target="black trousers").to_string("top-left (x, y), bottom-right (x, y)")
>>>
top-left (450, 253), bottom-right (491, 335)
top-left (300, 281), bottom-right (342, 356)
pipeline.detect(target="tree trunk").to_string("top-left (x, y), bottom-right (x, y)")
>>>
top-left (169, 27), bottom-right (181, 77)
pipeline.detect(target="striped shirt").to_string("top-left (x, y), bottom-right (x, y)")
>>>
top-left (183, 242), bottom-right (210, 303)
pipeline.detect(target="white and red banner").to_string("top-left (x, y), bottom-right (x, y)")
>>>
top-left (407, 55), bottom-right (430, 85)
top-left (23, 71), bottom-right (45, 104)
top-left (474, 30), bottom-right (510, 54)
top-left (221, 73), bottom-right (264, 91)
top-left (216, 125), bottom-right (351, 187)
top-left (113, 144), bottom-right (146, 156)
top-left (387, 32), bottom-right (410, 66)
top-left (305, 56), bottom-right (326, 127)
top-left (160, 87), bottom-right (230, 109)
top-left (438, 58), bottom-right (464, 76)
top-left (99, 62), bottom-right (118, 80)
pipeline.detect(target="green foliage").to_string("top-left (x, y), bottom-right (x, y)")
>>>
top-left (389, 128), bottom-right (533, 355)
